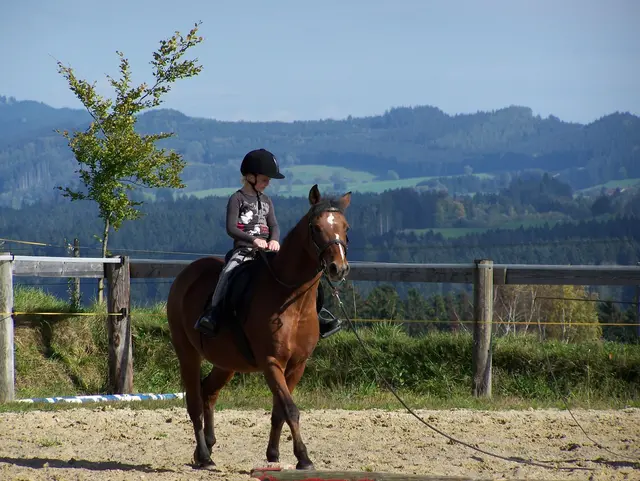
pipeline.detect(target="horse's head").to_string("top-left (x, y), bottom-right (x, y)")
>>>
top-left (307, 184), bottom-right (351, 282)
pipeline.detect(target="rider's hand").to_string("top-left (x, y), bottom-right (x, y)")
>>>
top-left (267, 240), bottom-right (280, 252)
top-left (253, 238), bottom-right (268, 249)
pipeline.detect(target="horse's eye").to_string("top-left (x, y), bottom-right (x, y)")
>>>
top-left (313, 225), bottom-right (322, 233)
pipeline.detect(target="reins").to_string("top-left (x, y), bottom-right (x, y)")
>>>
top-left (258, 249), bottom-right (322, 291)
top-left (257, 205), bottom-right (348, 291)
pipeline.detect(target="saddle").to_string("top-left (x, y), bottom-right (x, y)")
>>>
top-left (209, 248), bottom-right (325, 367)
top-left (221, 248), bottom-right (275, 324)
top-left (219, 248), bottom-right (325, 323)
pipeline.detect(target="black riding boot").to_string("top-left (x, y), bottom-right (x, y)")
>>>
top-left (318, 307), bottom-right (343, 339)
top-left (195, 304), bottom-right (222, 337)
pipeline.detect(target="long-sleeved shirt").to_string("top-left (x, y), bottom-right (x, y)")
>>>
top-left (226, 190), bottom-right (280, 249)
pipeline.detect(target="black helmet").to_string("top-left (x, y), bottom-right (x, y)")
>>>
top-left (240, 148), bottom-right (285, 179)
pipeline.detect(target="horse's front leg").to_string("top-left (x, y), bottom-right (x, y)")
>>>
top-left (264, 359), bottom-right (313, 470)
top-left (202, 367), bottom-right (235, 454)
top-left (266, 362), bottom-right (307, 463)
top-left (266, 397), bottom-right (285, 463)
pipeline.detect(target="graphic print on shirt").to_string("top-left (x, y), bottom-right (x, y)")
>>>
top-left (237, 200), bottom-right (270, 237)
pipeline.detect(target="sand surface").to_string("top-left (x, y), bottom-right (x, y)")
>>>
top-left (0, 406), bottom-right (638, 480)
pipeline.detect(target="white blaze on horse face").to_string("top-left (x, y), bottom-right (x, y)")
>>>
top-left (322, 213), bottom-right (345, 263)
top-left (335, 233), bottom-right (345, 261)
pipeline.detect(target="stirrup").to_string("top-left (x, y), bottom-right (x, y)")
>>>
top-left (320, 319), bottom-right (343, 339)
top-left (195, 307), bottom-right (220, 337)
top-left (319, 307), bottom-right (337, 322)
top-left (318, 308), bottom-right (343, 339)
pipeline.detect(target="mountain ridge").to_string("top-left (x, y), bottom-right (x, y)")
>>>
top-left (1, 94), bottom-right (639, 207)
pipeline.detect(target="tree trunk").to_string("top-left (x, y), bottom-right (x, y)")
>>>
top-left (98, 216), bottom-right (110, 305)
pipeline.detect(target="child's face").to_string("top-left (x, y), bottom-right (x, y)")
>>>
top-left (248, 174), bottom-right (270, 192)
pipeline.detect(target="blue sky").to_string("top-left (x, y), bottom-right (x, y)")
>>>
top-left (1, 0), bottom-right (638, 123)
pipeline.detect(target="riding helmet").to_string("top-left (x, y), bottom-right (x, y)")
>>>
top-left (240, 148), bottom-right (285, 179)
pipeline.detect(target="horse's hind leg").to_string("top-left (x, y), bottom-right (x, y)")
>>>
top-left (266, 362), bottom-right (307, 464)
top-left (202, 367), bottom-right (235, 454)
top-left (264, 359), bottom-right (314, 470)
top-left (176, 352), bottom-right (214, 468)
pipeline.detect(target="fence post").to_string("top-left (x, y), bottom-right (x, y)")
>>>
top-left (105, 255), bottom-right (133, 394)
top-left (72, 238), bottom-right (81, 308)
top-left (0, 253), bottom-right (15, 403)
top-left (472, 259), bottom-right (493, 397)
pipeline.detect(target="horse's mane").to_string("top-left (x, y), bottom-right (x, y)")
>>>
top-left (280, 196), bottom-right (346, 246)
top-left (308, 196), bottom-right (346, 219)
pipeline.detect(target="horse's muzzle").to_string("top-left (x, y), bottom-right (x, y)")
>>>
top-left (327, 261), bottom-right (350, 282)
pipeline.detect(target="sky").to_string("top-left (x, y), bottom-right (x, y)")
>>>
top-left (1, 0), bottom-right (638, 124)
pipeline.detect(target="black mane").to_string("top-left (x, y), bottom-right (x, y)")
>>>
top-left (309, 196), bottom-right (345, 218)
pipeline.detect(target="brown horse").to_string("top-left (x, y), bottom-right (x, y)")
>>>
top-left (166, 184), bottom-right (351, 470)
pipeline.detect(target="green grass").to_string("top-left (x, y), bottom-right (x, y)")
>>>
top-left (7, 287), bottom-right (639, 414)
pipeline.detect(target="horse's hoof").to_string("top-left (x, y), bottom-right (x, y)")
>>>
top-left (193, 451), bottom-right (216, 470)
top-left (296, 461), bottom-right (314, 470)
top-left (194, 460), bottom-right (217, 470)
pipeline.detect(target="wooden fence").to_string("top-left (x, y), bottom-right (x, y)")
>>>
top-left (2, 252), bottom-right (640, 403)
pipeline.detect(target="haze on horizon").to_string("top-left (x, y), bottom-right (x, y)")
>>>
top-left (1, 0), bottom-right (638, 125)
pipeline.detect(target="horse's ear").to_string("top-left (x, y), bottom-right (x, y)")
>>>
top-left (339, 191), bottom-right (352, 210)
top-left (308, 184), bottom-right (321, 205)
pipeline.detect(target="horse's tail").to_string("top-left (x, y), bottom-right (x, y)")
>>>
top-left (166, 256), bottom-right (224, 404)
top-left (167, 256), bottom-right (223, 337)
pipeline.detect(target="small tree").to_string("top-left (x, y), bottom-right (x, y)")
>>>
top-left (56, 23), bottom-right (204, 303)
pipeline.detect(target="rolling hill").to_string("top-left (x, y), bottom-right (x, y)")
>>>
top-left (1, 94), bottom-right (639, 207)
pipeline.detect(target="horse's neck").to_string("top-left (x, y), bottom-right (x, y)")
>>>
top-left (270, 215), bottom-right (320, 290)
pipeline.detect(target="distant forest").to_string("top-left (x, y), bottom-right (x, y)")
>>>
top-left (1, 95), bottom-right (639, 207)
top-left (2, 175), bottom-right (639, 310)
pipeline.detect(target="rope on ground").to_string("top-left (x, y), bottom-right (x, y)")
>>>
top-left (327, 282), bottom-right (595, 472)
top-left (531, 294), bottom-right (640, 463)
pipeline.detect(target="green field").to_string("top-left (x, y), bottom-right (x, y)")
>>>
top-left (282, 165), bottom-right (378, 183)
top-left (577, 178), bottom-right (640, 195)
top-left (403, 218), bottom-right (566, 239)
top-left (186, 166), bottom-right (495, 199)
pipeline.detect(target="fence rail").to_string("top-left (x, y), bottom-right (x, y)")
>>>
top-left (124, 258), bottom-right (640, 286)
top-left (3, 254), bottom-right (640, 285)
top-left (1, 252), bottom-right (640, 403)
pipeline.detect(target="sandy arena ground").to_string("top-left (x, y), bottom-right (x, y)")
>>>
top-left (0, 407), bottom-right (638, 480)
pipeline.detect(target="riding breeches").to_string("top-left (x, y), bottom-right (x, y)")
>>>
top-left (210, 249), bottom-right (253, 307)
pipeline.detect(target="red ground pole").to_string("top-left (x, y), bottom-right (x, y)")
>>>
top-left (249, 467), bottom-right (486, 481)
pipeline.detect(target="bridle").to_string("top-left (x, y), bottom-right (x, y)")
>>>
top-left (309, 206), bottom-right (349, 274)
top-left (259, 206), bottom-right (349, 290)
